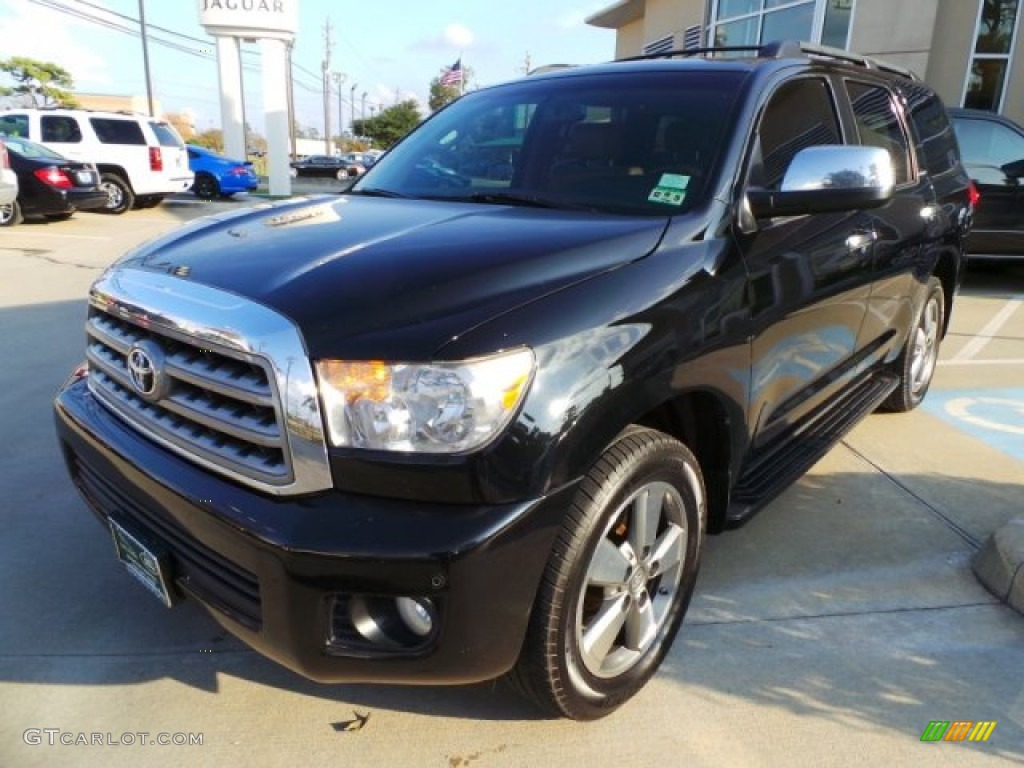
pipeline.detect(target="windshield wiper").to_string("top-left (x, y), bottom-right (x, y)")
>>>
top-left (351, 188), bottom-right (409, 198)
top-left (461, 191), bottom-right (568, 209)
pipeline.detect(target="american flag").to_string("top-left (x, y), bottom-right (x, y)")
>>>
top-left (441, 58), bottom-right (463, 87)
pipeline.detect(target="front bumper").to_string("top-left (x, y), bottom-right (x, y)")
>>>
top-left (55, 377), bottom-right (572, 684)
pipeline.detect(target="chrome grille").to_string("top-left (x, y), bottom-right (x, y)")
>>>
top-left (86, 307), bottom-right (292, 485)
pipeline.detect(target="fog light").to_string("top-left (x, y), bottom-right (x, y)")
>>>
top-left (395, 596), bottom-right (434, 637)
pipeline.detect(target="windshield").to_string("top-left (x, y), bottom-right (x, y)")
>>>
top-left (354, 70), bottom-right (744, 216)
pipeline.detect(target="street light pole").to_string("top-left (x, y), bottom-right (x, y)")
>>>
top-left (350, 83), bottom-right (358, 139)
top-left (138, 0), bottom-right (155, 116)
top-left (361, 91), bottom-right (367, 124)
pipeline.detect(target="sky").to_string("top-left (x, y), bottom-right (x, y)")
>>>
top-left (0, 0), bottom-right (616, 135)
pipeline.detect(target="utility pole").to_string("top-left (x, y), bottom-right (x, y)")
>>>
top-left (350, 83), bottom-right (358, 139)
top-left (333, 72), bottom-right (346, 150)
top-left (361, 92), bottom-right (367, 125)
top-left (520, 51), bottom-right (532, 76)
top-left (138, 0), bottom-right (155, 115)
top-left (321, 19), bottom-right (333, 155)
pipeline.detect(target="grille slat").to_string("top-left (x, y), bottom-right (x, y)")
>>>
top-left (69, 454), bottom-right (262, 630)
top-left (85, 308), bottom-right (292, 485)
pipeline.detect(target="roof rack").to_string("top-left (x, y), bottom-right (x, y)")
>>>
top-left (762, 40), bottom-right (919, 80)
top-left (615, 39), bottom-right (918, 80)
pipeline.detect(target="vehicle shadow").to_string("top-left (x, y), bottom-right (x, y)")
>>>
top-left (1, 298), bottom-right (1022, 751)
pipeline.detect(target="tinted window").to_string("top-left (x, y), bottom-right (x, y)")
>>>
top-left (0, 114), bottom-right (29, 138)
top-left (846, 81), bottom-right (912, 184)
top-left (756, 78), bottom-right (841, 190)
top-left (150, 121), bottom-right (183, 147)
top-left (90, 118), bottom-right (146, 145)
top-left (903, 83), bottom-right (958, 175)
top-left (953, 117), bottom-right (1024, 168)
top-left (41, 115), bottom-right (83, 143)
top-left (357, 71), bottom-right (745, 216)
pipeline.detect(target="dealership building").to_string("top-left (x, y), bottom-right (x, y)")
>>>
top-left (587, 0), bottom-right (1024, 123)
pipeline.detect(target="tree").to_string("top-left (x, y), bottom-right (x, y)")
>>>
top-left (0, 56), bottom-right (78, 107)
top-left (428, 65), bottom-right (474, 112)
top-left (352, 99), bottom-right (423, 149)
top-left (191, 129), bottom-right (224, 152)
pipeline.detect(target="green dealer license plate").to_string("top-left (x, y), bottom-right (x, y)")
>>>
top-left (110, 519), bottom-right (176, 608)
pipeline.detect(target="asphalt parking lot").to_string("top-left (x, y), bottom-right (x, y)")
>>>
top-left (1, 197), bottom-right (1022, 767)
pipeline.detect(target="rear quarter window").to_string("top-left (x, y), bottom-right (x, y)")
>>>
top-left (150, 121), bottom-right (184, 148)
top-left (90, 118), bottom-right (146, 145)
top-left (41, 115), bottom-right (83, 143)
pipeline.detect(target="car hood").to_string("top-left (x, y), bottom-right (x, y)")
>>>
top-left (116, 195), bottom-right (670, 359)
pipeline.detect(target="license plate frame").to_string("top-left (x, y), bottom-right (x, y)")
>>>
top-left (109, 518), bottom-right (176, 608)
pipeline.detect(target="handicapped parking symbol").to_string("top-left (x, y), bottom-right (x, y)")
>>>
top-left (945, 396), bottom-right (1024, 436)
top-left (924, 389), bottom-right (1024, 462)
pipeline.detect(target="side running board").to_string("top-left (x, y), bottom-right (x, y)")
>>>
top-left (726, 372), bottom-right (899, 527)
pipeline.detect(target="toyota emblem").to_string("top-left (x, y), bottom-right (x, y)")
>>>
top-left (126, 340), bottom-right (167, 401)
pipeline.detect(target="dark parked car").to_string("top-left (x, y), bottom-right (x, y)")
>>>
top-left (55, 42), bottom-right (971, 720)
top-left (187, 144), bottom-right (259, 198)
top-left (0, 135), bottom-right (106, 226)
top-left (289, 154), bottom-right (350, 179)
top-left (949, 108), bottom-right (1024, 258)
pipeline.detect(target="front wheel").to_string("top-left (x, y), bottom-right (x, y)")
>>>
top-left (882, 276), bottom-right (944, 412)
top-left (511, 427), bottom-right (706, 720)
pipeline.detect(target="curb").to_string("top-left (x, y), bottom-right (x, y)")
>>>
top-left (972, 517), bottom-right (1024, 615)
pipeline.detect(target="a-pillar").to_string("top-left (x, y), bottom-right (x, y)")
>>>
top-left (215, 35), bottom-right (246, 161)
top-left (261, 37), bottom-right (291, 197)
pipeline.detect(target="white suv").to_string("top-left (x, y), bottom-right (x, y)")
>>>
top-left (0, 109), bottom-right (193, 214)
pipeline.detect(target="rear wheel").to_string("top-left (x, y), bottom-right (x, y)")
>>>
top-left (98, 173), bottom-right (134, 214)
top-left (192, 174), bottom-right (219, 199)
top-left (882, 276), bottom-right (944, 412)
top-left (510, 427), bottom-right (706, 720)
top-left (0, 200), bottom-right (22, 226)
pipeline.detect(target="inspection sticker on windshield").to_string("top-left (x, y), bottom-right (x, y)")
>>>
top-left (648, 174), bottom-right (689, 206)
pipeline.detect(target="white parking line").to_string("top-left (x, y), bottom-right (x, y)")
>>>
top-left (939, 358), bottom-right (1024, 366)
top-left (5, 232), bottom-right (110, 240)
top-left (952, 298), bottom-right (1023, 361)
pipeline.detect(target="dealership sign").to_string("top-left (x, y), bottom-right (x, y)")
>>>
top-left (198, 0), bottom-right (297, 40)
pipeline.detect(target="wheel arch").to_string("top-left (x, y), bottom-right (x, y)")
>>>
top-left (94, 164), bottom-right (134, 191)
top-left (631, 390), bottom-right (737, 534)
top-left (932, 245), bottom-right (961, 338)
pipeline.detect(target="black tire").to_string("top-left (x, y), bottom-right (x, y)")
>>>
top-left (510, 427), bottom-right (706, 720)
top-left (0, 200), bottom-right (23, 226)
top-left (98, 173), bottom-right (134, 214)
top-left (134, 195), bottom-right (164, 209)
top-left (192, 174), bottom-right (219, 199)
top-left (882, 276), bottom-right (944, 412)
top-left (44, 211), bottom-right (74, 221)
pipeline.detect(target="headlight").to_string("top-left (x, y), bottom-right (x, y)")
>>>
top-left (315, 348), bottom-right (535, 453)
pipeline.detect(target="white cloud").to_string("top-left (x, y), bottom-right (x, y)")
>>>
top-left (443, 23), bottom-right (475, 49)
top-left (0, 3), bottom-right (112, 88)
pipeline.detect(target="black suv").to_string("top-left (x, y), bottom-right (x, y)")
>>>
top-left (54, 42), bottom-right (971, 720)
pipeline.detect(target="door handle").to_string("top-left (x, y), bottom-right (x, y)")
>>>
top-left (845, 230), bottom-right (877, 252)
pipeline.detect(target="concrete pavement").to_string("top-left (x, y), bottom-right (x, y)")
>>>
top-left (0, 202), bottom-right (1021, 767)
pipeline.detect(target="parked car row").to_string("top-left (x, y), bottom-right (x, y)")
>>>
top-left (0, 135), bottom-right (107, 226)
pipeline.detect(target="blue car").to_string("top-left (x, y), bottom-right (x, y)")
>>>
top-left (186, 144), bottom-right (259, 198)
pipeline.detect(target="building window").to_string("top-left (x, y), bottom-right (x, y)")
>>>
top-left (711, 0), bottom-right (855, 50)
top-left (964, 0), bottom-right (1022, 111)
